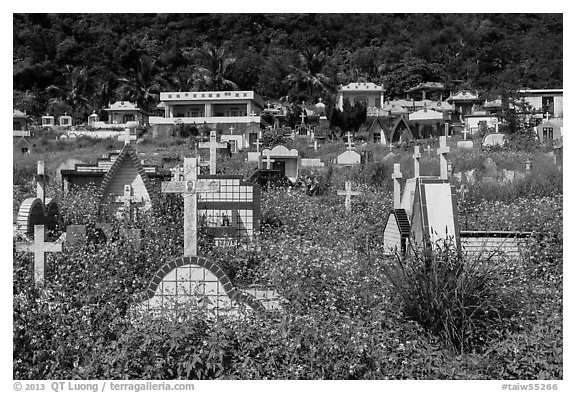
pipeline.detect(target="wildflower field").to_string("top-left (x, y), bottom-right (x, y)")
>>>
top-left (13, 135), bottom-right (563, 379)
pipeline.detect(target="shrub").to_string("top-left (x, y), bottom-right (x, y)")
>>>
top-left (383, 239), bottom-right (521, 354)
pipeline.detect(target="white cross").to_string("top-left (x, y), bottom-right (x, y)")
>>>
top-left (337, 181), bottom-right (361, 212)
top-left (318, 98), bottom-right (323, 104)
top-left (444, 122), bottom-right (449, 137)
top-left (15, 225), bottom-right (62, 284)
top-left (198, 130), bottom-right (227, 175)
top-left (229, 126), bottom-right (235, 134)
top-left (462, 127), bottom-right (470, 141)
top-left (437, 136), bottom-right (450, 180)
top-left (425, 144), bottom-right (433, 158)
top-left (36, 160), bottom-right (46, 204)
top-left (161, 157), bottom-right (219, 256)
top-left (413, 146), bottom-right (421, 178)
top-left (545, 112), bottom-right (550, 122)
top-left (346, 132), bottom-right (353, 151)
top-left (254, 139), bottom-right (263, 153)
top-left (114, 185), bottom-right (143, 221)
top-left (262, 151), bottom-right (275, 170)
top-left (495, 119), bottom-right (502, 133)
top-left (389, 143), bottom-right (393, 153)
top-left (170, 166), bottom-right (184, 181)
top-left (313, 140), bottom-right (318, 151)
top-left (250, 111), bottom-right (256, 117)
top-left (300, 112), bottom-right (306, 124)
top-left (118, 128), bottom-right (137, 145)
top-left (391, 163), bottom-right (403, 209)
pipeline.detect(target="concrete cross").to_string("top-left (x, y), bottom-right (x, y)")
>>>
top-left (119, 128), bottom-right (137, 145)
top-left (250, 111), bottom-right (256, 117)
top-left (114, 185), bottom-right (143, 221)
top-left (346, 132), bottom-right (353, 151)
top-left (389, 143), bottom-right (393, 153)
top-left (263, 151), bottom-right (275, 170)
top-left (198, 130), bottom-right (227, 175)
top-left (15, 225), bottom-right (62, 284)
top-left (229, 126), bottom-right (235, 135)
top-left (462, 127), bottom-right (470, 141)
top-left (170, 166), bottom-right (184, 181)
top-left (254, 138), bottom-right (263, 153)
top-left (545, 112), bottom-right (550, 122)
top-left (300, 112), bottom-right (306, 124)
top-left (318, 97), bottom-right (323, 104)
top-left (36, 160), bottom-right (46, 203)
top-left (161, 157), bottom-right (219, 256)
top-left (437, 136), bottom-right (450, 180)
top-left (413, 146), bottom-right (422, 178)
top-left (391, 163), bottom-right (403, 209)
top-left (495, 119), bottom-right (502, 133)
top-left (337, 181), bottom-right (361, 212)
top-left (313, 140), bottom-right (318, 151)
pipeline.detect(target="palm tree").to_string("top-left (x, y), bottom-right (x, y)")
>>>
top-left (45, 65), bottom-right (91, 119)
top-left (188, 43), bottom-right (239, 91)
top-left (116, 55), bottom-right (163, 113)
top-left (286, 48), bottom-right (335, 102)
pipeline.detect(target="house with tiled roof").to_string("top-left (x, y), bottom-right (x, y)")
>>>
top-left (405, 82), bottom-right (446, 101)
top-left (13, 110), bottom-right (32, 135)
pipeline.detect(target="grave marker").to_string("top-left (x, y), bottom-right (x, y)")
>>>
top-left (337, 181), bottom-right (361, 212)
top-left (392, 163), bottom-right (403, 209)
top-left (412, 146), bottom-right (421, 178)
top-left (437, 136), bottom-right (450, 180)
top-left (118, 128), bottom-right (137, 145)
top-left (254, 139), bottom-right (263, 153)
top-left (425, 144), bottom-right (433, 158)
top-left (198, 131), bottom-right (227, 175)
top-left (161, 157), bottom-right (219, 256)
top-left (15, 225), bottom-right (62, 284)
top-left (114, 185), bottom-right (143, 221)
top-left (262, 151), bottom-right (275, 170)
top-left (346, 131), bottom-right (354, 151)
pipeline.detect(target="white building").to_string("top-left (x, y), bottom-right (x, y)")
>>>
top-left (150, 90), bottom-right (263, 127)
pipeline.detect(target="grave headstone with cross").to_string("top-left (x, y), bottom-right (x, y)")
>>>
top-left (114, 185), bottom-right (143, 221)
top-left (437, 136), bottom-right (450, 180)
top-left (254, 139), bottom-right (263, 153)
top-left (413, 146), bottom-right (421, 178)
top-left (346, 132), bottom-right (354, 151)
top-left (262, 151), bottom-right (275, 170)
top-left (392, 163), bottom-right (403, 209)
top-left (15, 225), bottom-right (62, 284)
top-left (198, 131), bottom-right (228, 175)
top-left (337, 181), bottom-right (361, 212)
top-left (229, 125), bottom-right (234, 135)
top-left (118, 128), bottom-right (137, 145)
top-left (300, 112), bottom-right (306, 124)
top-left (161, 157), bottom-right (219, 256)
top-left (425, 144), bottom-right (433, 158)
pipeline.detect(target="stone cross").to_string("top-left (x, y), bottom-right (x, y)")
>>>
top-left (545, 112), bottom-right (550, 122)
top-left (229, 126), bottom-right (234, 135)
top-left (254, 138), bottom-right (263, 153)
top-left (444, 122), bottom-right (449, 137)
top-left (425, 145), bottom-right (433, 158)
top-left (161, 157), bottom-right (219, 256)
top-left (119, 128), bottom-right (136, 145)
top-left (437, 136), bottom-right (450, 180)
top-left (250, 111), bottom-right (256, 117)
top-left (462, 127), bottom-right (469, 141)
top-left (413, 146), bottom-right (421, 178)
top-left (15, 225), bottom-right (62, 284)
top-left (263, 151), bottom-right (275, 170)
top-left (337, 181), bottom-right (361, 212)
top-left (300, 112), bottom-right (306, 124)
top-left (495, 120), bottom-right (502, 133)
top-left (318, 97), bottom-right (323, 104)
top-left (389, 143), bottom-right (393, 153)
top-left (114, 185), bottom-right (143, 221)
top-left (198, 130), bottom-right (227, 175)
top-left (346, 132), bottom-right (353, 151)
top-left (36, 160), bottom-right (46, 203)
top-left (392, 163), bottom-right (403, 209)
top-left (170, 166), bottom-right (184, 181)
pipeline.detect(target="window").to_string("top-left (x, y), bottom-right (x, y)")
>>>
top-left (542, 127), bottom-right (554, 141)
top-left (375, 98), bottom-right (381, 108)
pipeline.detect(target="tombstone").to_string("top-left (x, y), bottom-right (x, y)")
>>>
top-left (336, 150), bottom-right (361, 166)
top-left (437, 136), bottom-right (450, 180)
top-left (457, 140), bottom-right (474, 149)
top-left (482, 133), bottom-right (506, 148)
top-left (260, 145), bottom-right (300, 182)
top-left (161, 157), bottom-right (219, 256)
top-left (59, 112), bottom-right (73, 127)
top-left (16, 161), bottom-right (59, 235)
top-left (424, 144), bottom-right (433, 158)
top-left (15, 225), bottom-right (62, 284)
top-left (503, 169), bottom-right (515, 183)
top-left (337, 181), bottom-right (361, 212)
top-left (198, 131), bottom-right (228, 175)
top-left (118, 128), bottom-right (137, 145)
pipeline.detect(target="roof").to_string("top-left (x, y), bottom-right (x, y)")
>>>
top-left (539, 118), bottom-right (563, 128)
top-left (340, 82), bottom-right (384, 91)
top-left (517, 89), bottom-right (563, 95)
top-left (106, 101), bottom-right (141, 111)
top-left (405, 82), bottom-right (445, 93)
top-left (408, 108), bottom-right (444, 121)
top-left (447, 91), bottom-right (480, 101)
top-left (13, 110), bottom-right (30, 119)
top-left (262, 145), bottom-right (299, 158)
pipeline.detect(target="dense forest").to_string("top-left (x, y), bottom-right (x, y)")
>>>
top-left (13, 13), bottom-right (563, 121)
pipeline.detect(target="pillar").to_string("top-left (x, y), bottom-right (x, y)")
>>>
top-left (392, 163), bottom-right (403, 209)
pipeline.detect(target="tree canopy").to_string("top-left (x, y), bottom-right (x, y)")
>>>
top-left (13, 13), bottom-right (563, 120)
